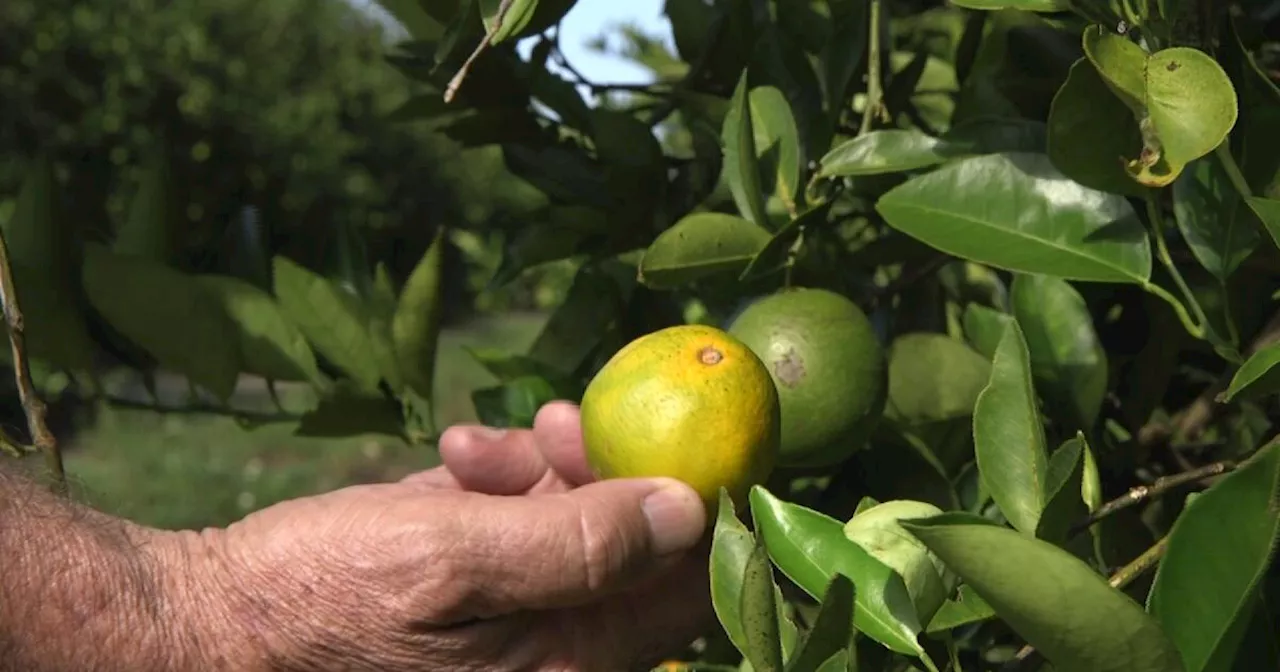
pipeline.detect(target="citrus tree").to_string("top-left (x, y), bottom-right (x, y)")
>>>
top-left (3, 0), bottom-right (1280, 670)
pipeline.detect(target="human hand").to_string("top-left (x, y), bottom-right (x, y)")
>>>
top-left (160, 402), bottom-right (714, 671)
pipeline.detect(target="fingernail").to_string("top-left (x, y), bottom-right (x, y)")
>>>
top-left (473, 426), bottom-right (508, 441)
top-left (642, 480), bottom-right (707, 556)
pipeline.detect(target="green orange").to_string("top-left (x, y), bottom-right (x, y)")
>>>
top-left (727, 287), bottom-right (887, 468)
top-left (579, 324), bottom-right (781, 513)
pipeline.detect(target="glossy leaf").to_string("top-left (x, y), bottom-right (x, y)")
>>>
top-left (0, 153), bottom-right (96, 371)
top-left (1244, 196), bottom-right (1280, 254)
top-left (1034, 436), bottom-right (1087, 545)
top-left (904, 515), bottom-right (1187, 672)
top-left (950, 0), bottom-right (1069, 9)
top-left (1148, 443), bottom-right (1280, 672)
top-left (1047, 58), bottom-right (1148, 197)
top-left (1082, 26), bottom-right (1239, 187)
top-left (961, 302), bottom-right (1014, 361)
top-left (1173, 155), bottom-right (1260, 282)
top-left (875, 152), bottom-right (1152, 284)
top-left (741, 540), bottom-right (784, 672)
top-left (786, 574), bottom-right (857, 672)
top-left (470, 375), bottom-right (565, 428)
top-left (748, 486), bottom-right (932, 661)
top-left (82, 243), bottom-right (240, 401)
top-left (747, 86), bottom-right (803, 214)
top-left (296, 383), bottom-right (405, 439)
top-left (1136, 48), bottom-right (1238, 186)
top-left (1010, 274), bottom-right (1108, 430)
top-left (818, 130), bottom-right (949, 178)
top-left (1221, 341), bottom-right (1280, 403)
top-left (886, 333), bottom-right (992, 424)
top-left (740, 202), bottom-right (831, 281)
top-left (195, 274), bottom-right (323, 385)
top-left (710, 489), bottom-right (754, 658)
top-left (925, 584), bottom-right (996, 633)
top-left (638, 213), bottom-right (772, 289)
top-left (115, 143), bottom-right (179, 264)
top-left (478, 0), bottom-right (539, 44)
top-left (722, 71), bottom-right (771, 229)
top-left (972, 319), bottom-right (1048, 536)
top-left (272, 255), bottom-right (382, 391)
top-left (1081, 26), bottom-right (1147, 113)
top-left (392, 228), bottom-right (446, 400)
top-left (527, 262), bottom-right (630, 375)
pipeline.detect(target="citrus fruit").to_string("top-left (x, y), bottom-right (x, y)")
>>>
top-left (579, 323), bottom-right (781, 513)
top-left (726, 287), bottom-right (886, 468)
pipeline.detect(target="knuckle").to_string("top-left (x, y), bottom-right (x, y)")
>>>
top-left (572, 503), bottom-right (626, 593)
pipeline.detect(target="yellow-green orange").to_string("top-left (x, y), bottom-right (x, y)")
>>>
top-left (727, 287), bottom-right (887, 468)
top-left (580, 324), bottom-right (781, 513)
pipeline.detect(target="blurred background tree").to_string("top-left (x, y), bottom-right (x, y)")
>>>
top-left (0, 0), bottom-right (563, 323)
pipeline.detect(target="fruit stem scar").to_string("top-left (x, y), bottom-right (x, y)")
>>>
top-left (698, 346), bottom-right (724, 365)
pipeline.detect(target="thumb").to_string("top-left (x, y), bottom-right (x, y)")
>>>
top-left (445, 477), bottom-right (707, 618)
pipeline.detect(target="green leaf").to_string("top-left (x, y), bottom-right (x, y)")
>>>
top-left (470, 375), bottom-right (568, 428)
top-left (925, 584), bottom-right (996, 634)
top-left (723, 70), bottom-right (771, 229)
top-left (741, 539), bottom-right (784, 672)
top-left (786, 574), bottom-right (857, 672)
top-left (875, 152), bottom-right (1152, 284)
top-left (392, 228), bottom-right (446, 400)
top-left (526, 262), bottom-right (630, 375)
top-left (638, 213), bottom-right (772, 289)
top-left (1136, 48), bottom-right (1239, 186)
top-left (0, 153), bottom-right (96, 371)
top-left (296, 383), bottom-right (406, 439)
top-left (478, 0), bottom-right (540, 44)
top-left (115, 142), bottom-right (179, 264)
top-left (961, 302), bottom-right (1014, 361)
top-left (886, 333), bottom-right (992, 424)
top-left (949, 0), bottom-right (1069, 9)
top-left (710, 489), bottom-right (754, 659)
top-left (1173, 154), bottom-right (1259, 282)
top-left (1221, 341), bottom-right (1280, 403)
top-left (1010, 274), bottom-right (1108, 430)
top-left (740, 202), bottom-right (831, 281)
top-left (1244, 196), bottom-right (1280, 255)
top-left (972, 319), bottom-right (1049, 535)
top-left (194, 275), bottom-right (323, 385)
top-left (748, 486), bottom-right (932, 662)
top-left (272, 256), bottom-right (382, 391)
top-left (1081, 27), bottom-right (1240, 187)
top-left (1081, 25), bottom-right (1148, 113)
top-left (747, 86), bottom-right (803, 214)
top-left (904, 515), bottom-right (1187, 672)
top-left (81, 243), bottom-right (240, 401)
top-left (1148, 442), bottom-right (1280, 672)
top-left (1047, 58), bottom-right (1148, 198)
top-left (817, 129), bottom-right (949, 178)
top-left (1034, 436), bottom-right (1088, 545)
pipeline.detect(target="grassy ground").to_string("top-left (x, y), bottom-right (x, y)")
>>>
top-left (55, 311), bottom-right (548, 531)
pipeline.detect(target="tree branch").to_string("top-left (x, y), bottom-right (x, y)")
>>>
top-left (1069, 459), bottom-right (1237, 537)
top-left (0, 226), bottom-right (66, 494)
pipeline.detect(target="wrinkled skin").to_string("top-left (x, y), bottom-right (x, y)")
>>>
top-left (169, 401), bottom-right (714, 671)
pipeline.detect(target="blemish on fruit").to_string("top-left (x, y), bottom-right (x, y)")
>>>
top-left (1166, 61), bottom-right (1179, 71)
top-left (698, 346), bottom-right (724, 365)
top-left (773, 348), bottom-right (805, 388)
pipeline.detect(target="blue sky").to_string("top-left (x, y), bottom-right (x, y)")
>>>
top-left (350, 0), bottom-right (672, 86)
